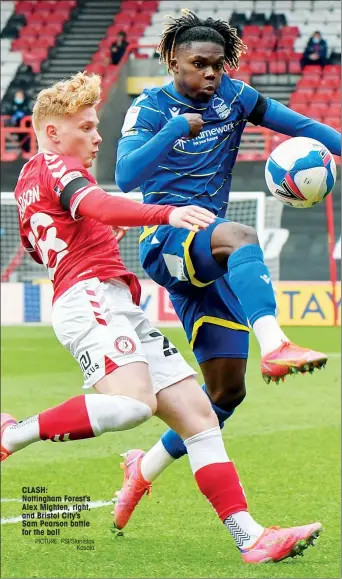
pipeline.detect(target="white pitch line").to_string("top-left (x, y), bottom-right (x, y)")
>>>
top-left (1, 500), bottom-right (112, 525)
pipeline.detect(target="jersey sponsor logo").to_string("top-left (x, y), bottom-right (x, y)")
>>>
top-left (174, 138), bottom-right (186, 150)
top-left (17, 185), bottom-right (40, 219)
top-left (79, 350), bottom-right (100, 380)
top-left (212, 96), bottom-right (230, 119)
top-left (121, 106), bottom-right (141, 134)
top-left (169, 106), bottom-right (181, 117)
top-left (60, 171), bottom-right (83, 188)
top-left (114, 336), bottom-right (136, 354)
top-left (173, 121), bottom-right (235, 150)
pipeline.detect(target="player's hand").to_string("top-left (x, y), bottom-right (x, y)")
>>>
top-left (169, 205), bottom-right (216, 232)
top-left (182, 113), bottom-right (204, 139)
top-left (112, 226), bottom-right (129, 242)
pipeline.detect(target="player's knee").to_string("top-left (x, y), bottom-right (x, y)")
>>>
top-left (206, 376), bottom-right (246, 411)
top-left (229, 223), bottom-right (259, 250)
top-left (211, 222), bottom-right (259, 260)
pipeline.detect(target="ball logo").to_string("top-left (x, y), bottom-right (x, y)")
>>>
top-left (114, 336), bottom-right (136, 354)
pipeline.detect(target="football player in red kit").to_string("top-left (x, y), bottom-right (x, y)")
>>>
top-left (1, 72), bottom-right (321, 564)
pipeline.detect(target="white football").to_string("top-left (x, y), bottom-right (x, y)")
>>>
top-left (265, 137), bottom-right (336, 208)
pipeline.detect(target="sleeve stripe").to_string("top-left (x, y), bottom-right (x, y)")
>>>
top-left (70, 185), bottom-right (99, 219)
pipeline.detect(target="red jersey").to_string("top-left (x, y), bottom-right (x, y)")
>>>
top-left (14, 151), bottom-right (141, 304)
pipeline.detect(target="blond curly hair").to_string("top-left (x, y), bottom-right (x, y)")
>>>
top-left (32, 71), bottom-right (101, 131)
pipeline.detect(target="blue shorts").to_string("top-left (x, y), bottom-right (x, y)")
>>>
top-left (139, 218), bottom-right (249, 364)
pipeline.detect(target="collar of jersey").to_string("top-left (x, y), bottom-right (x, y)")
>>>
top-left (163, 82), bottom-right (211, 111)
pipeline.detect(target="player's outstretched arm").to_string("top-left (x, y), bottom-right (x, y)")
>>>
top-left (260, 98), bottom-right (341, 156)
top-left (76, 187), bottom-right (215, 231)
top-left (115, 115), bottom-right (192, 192)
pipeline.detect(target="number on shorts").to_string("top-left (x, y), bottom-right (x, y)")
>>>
top-left (149, 331), bottom-right (178, 357)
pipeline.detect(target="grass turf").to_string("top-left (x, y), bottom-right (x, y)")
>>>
top-left (1, 325), bottom-right (340, 578)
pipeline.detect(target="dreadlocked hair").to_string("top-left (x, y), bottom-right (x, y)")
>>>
top-left (157, 9), bottom-right (247, 73)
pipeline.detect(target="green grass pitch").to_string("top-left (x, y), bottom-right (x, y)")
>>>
top-left (1, 325), bottom-right (340, 579)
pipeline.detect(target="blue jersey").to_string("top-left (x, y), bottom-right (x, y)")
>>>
top-left (118, 75), bottom-right (259, 217)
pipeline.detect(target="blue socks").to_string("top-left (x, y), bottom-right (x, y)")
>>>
top-left (161, 385), bottom-right (234, 459)
top-left (228, 244), bottom-right (276, 326)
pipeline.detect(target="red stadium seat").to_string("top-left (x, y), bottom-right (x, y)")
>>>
top-left (34, 36), bottom-right (56, 49)
top-left (139, 0), bottom-right (158, 11)
top-left (15, 1), bottom-right (36, 15)
top-left (34, 1), bottom-right (54, 11)
top-left (303, 65), bottom-right (322, 76)
top-left (261, 25), bottom-right (274, 36)
top-left (47, 10), bottom-right (70, 23)
top-left (288, 61), bottom-right (301, 74)
top-left (85, 62), bottom-right (105, 75)
top-left (22, 48), bottom-right (48, 73)
top-left (12, 37), bottom-right (35, 51)
top-left (237, 73), bottom-right (251, 84)
top-left (252, 49), bottom-right (270, 61)
top-left (290, 90), bottom-right (314, 103)
top-left (280, 26), bottom-right (299, 38)
top-left (27, 11), bottom-right (51, 23)
top-left (258, 36), bottom-right (276, 49)
top-left (319, 76), bottom-right (340, 89)
top-left (288, 51), bottom-right (302, 62)
top-left (236, 63), bottom-right (251, 74)
top-left (135, 12), bottom-right (152, 25)
top-left (243, 25), bottom-right (261, 36)
top-left (323, 65), bottom-right (341, 77)
top-left (329, 104), bottom-right (341, 117)
top-left (242, 35), bottom-right (260, 46)
top-left (92, 49), bottom-right (108, 62)
top-left (121, 1), bottom-right (140, 11)
top-left (99, 36), bottom-right (114, 49)
top-left (40, 22), bottom-right (64, 36)
top-left (297, 77), bottom-right (318, 88)
top-left (54, 0), bottom-right (74, 9)
top-left (278, 37), bottom-right (295, 50)
top-left (115, 12), bottom-right (135, 24)
top-left (333, 89), bottom-right (341, 102)
top-left (249, 61), bottom-right (267, 74)
top-left (315, 87), bottom-right (335, 102)
top-left (129, 24), bottom-right (147, 37)
top-left (20, 25), bottom-right (40, 37)
top-left (269, 61), bottom-right (287, 74)
top-left (309, 102), bottom-right (329, 117)
top-left (106, 23), bottom-right (129, 36)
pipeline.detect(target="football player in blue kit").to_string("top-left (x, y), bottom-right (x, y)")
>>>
top-left (113, 10), bottom-right (341, 530)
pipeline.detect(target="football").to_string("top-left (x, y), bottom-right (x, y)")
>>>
top-left (265, 136), bottom-right (336, 208)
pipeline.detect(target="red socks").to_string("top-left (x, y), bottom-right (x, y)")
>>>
top-left (38, 395), bottom-right (94, 442)
top-left (195, 461), bottom-right (248, 520)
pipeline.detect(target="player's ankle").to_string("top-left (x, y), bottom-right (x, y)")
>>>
top-left (252, 315), bottom-right (288, 357)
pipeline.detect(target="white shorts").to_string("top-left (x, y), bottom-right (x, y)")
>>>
top-left (52, 277), bottom-right (196, 393)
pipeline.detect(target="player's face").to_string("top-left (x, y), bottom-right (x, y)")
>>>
top-left (56, 107), bottom-right (102, 168)
top-left (171, 42), bottom-right (225, 101)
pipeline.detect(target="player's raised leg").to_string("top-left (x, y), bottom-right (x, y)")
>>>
top-left (114, 377), bottom-right (322, 563)
top-left (192, 218), bottom-right (327, 383)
